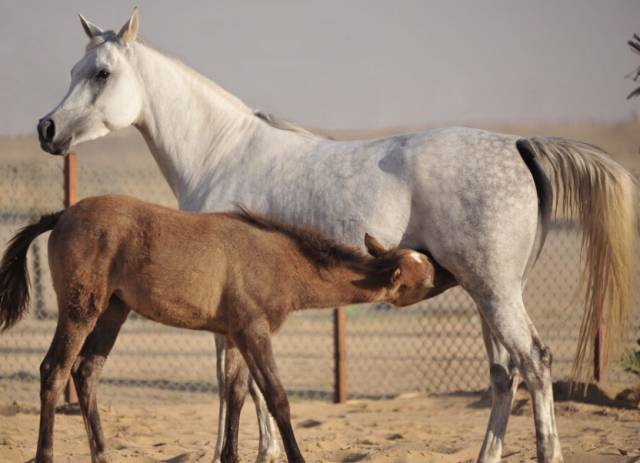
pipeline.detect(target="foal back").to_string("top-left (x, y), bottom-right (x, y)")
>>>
top-left (49, 196), bottom-right (231, 330)
top-left (47, 195), bottom-right (314, 333)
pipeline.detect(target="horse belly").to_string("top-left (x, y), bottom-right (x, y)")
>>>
top-left (118, 273), bottom-right (224, 332)
top-left (189, 143), bottom-right (415, 249)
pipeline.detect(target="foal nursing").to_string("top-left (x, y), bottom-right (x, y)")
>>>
top-left (0, 195), bottom-right (452, 463)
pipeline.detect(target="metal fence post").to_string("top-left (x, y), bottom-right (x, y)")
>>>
top-left (63, 152), bottom-right (78, 405)
top-left (333, 306), bottom-right (347, 403)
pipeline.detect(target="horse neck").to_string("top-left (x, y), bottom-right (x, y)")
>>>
top-left (296, 263), bottom-right (387, 309)
top-left (132, 43), bottom-right (261, 199)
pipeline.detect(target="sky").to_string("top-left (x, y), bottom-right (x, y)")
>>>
top-left (0, 1), bottom-right (639, 135)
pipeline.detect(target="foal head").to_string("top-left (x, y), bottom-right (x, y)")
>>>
top-left (363, 234), bottom-right (436, 307)
top-left (37, 9), bottom-right (143, 155)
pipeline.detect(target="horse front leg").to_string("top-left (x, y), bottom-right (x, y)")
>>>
top-left (213, 334), bottom-right (228, 463)
top-left (232, 321), bottom-right (305, 463)
top-left (248, 375), bottom-right (281, 463)
top-left (219, 339), bottom-right (250, 463)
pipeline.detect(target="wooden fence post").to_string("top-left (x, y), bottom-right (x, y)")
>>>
top-left (333, 306), bottom-right (347, 403)
top-left (63, 152), bottom-right (78, 405)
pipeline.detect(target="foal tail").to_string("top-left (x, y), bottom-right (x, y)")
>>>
top-left (0, 211), bottom-right (64, 331)
top-left (516, 138), bottom-right (637, 381)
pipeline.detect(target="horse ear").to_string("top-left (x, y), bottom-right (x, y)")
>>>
top-left (79, 14), bottom-right (104, 39)
top-left (118, 7), bottom-right (140, 45)
top-left (390, 267), bottom-right (402, 285)
top-left (364, 233), bottom-right (386, 257)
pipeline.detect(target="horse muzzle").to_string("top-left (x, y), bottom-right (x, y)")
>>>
top-left (37, 118), bottom-right (70, 156)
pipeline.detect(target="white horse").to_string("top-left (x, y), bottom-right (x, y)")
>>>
top-left (36, 9), bottom-right (635, 463)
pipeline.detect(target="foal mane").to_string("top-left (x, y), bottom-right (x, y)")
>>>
top-left (233, 208), bottom-right (401, 276)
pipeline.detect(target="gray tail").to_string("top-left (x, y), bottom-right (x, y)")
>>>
top-left (516, 137), bottom-right (637, 381)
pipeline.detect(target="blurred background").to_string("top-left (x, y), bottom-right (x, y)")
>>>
top-left (0, 1), bottom-right (639, 405)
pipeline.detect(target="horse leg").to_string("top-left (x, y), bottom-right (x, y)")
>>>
top-left (219, 339), bottom-right (250, 463)
top-left (213, 335), bottom-right (280, 463)
top-left (476, 318), bottom-right (518, 463)
top-left (36, 290), bottom-right (105, 463)
top-left (231, 322), bottom-right (304, 463)
top-left (71, 296), bottom-right (130, 463)
top-left (213, 334), bottom-right (228, 463)
top-left (248, 377), bottom-right (281, 463)
top-left (475, 293), bottom-right (562, 463)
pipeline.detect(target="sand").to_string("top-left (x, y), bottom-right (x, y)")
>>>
top-left (1, 389), bottom-right (638, 463)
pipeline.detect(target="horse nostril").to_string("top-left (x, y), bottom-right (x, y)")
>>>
top-left (38, 119), bottom-right (55, 143)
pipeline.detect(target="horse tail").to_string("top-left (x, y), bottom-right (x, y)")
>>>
top-left (0, 211), bottom-right (64, 331)
top-left (516, 137), bottom-right (637, 381)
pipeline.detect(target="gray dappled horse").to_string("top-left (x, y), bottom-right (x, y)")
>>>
top-left (36, 9), bottom-right (636, 463)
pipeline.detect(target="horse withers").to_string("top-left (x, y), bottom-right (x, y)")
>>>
top-left (0, 195), bottom-right (453, 463)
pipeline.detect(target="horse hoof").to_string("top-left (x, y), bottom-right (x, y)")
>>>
top-left (255, 448), bottom-right (281, 463)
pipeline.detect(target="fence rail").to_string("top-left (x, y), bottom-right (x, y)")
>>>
top-left (0, 152), bottom-right (638, 406)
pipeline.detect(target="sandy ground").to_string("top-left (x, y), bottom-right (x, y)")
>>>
top-left (1, 389), bottom-right (638, 463)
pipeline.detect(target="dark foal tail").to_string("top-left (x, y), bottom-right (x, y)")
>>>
top-left (0, 211), bottom-right (64, 331)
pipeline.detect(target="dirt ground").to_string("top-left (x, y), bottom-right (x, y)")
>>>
top-left (1, 388), bottom-right (638, 463)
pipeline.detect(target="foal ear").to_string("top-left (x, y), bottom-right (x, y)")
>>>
top-left (79, 14), bottom-right (104, 39)
top-left (118, 7), bottom-right (140, 45)
top-left (364, 233), bottom-right (387, 257)
top-left (390, 267), bottom-right (402, 285)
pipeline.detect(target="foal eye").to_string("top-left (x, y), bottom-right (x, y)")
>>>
top-left (95, 69), bottom-right (111, 81)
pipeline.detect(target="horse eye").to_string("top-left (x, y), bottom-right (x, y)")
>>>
top-left (95, 70), bottom-right (111, 80)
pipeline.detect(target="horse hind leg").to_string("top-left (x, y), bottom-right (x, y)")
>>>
top-left (476, 318), bottom-right (518, 463)
top-left (35, 284), bottom-right (107, 463)
top-left (71, 296), bottom-right (130, 463)
top-left (475, 292), bottom-right (562, 463)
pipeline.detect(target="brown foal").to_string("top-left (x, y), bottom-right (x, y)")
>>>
top-left (0, 195), bottom-right (456, 463)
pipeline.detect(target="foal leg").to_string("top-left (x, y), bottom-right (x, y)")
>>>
top-left (477, 318), bottom-right (518, 463)
top-left (232, 322), bottom-right (304, 463)
top-left (71, 297), bottom-right (130, 463)
top-left (219, 340), bottom-right (250, 463)
top-left (36, 295), bottom-right (104, 463)
top-left (476, 293), bottom-right (562, 463)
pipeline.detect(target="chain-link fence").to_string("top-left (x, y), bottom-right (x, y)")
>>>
top-left (0, 156), bottom-right (639, 405)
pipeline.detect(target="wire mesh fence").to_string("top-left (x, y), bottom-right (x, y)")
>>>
top-left (0, 156), bottom-right (638, 406)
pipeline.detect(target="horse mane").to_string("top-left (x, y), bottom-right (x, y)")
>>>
top-left (232, 207), bottom-right (400, 276)
top-left (254, 111), bottom-right (325, 139)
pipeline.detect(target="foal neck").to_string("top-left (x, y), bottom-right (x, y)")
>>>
top-left (297, 263), bottom-right (389, 309)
